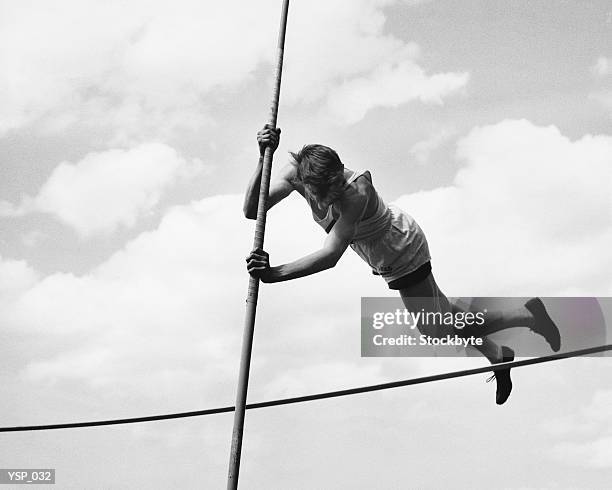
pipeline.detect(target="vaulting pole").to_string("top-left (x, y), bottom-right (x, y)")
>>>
top-left (227, 1), bottom-right (290, 488)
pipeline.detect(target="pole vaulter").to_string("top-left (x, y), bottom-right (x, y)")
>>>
top-left (227, 1), bottom-right (290, 488)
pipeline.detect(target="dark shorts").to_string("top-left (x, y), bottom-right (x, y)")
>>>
top-left (386, 261), bottom-right (432, 290)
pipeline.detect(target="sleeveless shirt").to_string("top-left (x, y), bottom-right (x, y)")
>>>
top-left (306, 170), bottom-right (392, 242)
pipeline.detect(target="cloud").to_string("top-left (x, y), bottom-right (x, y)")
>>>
top-left (552, 437), bottom-right (612, 469)
top-left (0, 256), bottom-right (39, 298)
top-left (0, 194), bottom-right (384, 406)
top-left (591, 56), bottom-right (612, 78)
top-left (326, 60), bottom-right (468, 124)
top-left (590, 91), bottom-right (612, 114)
top-left (0, 143), bottom-right (203, 237)
top-left (395, 119), bottom-right (612, 296)
top-left (1, 118), bottom-right (611, 488)
top-left (261, 361), bottom-right (386, 399)
top-left (409, 127), bottom-right (458, 165)
top-left (589, 56), bottom-right (612, 116)
top-left (546, 389), bottom-right (612, 468)
top-left (0, 0), bottom-right (466, 139)
top-left (2, 196), bottom-right (247, 399)
top-left (2, 119), bottom-right (610, 404)
top-left (0, 0), bottom-right (278, 140)
top-left (286, 0), bottom-right (469, 124)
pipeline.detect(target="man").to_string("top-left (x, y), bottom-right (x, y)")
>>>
top-left (245, 125), bottom-right (561, 405)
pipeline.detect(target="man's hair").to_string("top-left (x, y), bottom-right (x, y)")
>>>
top-left (290, 144), bottom-right (344, 200)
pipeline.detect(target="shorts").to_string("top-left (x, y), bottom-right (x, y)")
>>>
top-left (350, 204), bottom-right (432, 288)
top-left (387, 261), bottom-right (432, 290)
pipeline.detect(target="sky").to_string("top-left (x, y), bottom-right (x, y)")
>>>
top-left (1, 0), bottom-right (612, 488)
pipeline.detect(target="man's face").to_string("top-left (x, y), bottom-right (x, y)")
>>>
top-left (306, 183), bottom-right (344, 208)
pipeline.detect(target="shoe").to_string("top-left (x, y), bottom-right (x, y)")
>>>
top-left (487, 346), bottom-right (514, 405)
top-left (524, 298), bottom-right (561, 352)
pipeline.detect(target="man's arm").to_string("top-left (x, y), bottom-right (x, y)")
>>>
top-left (243, 125), bottom-right (295, 219)
top-left (244, 161), bottom-right (295, 219)
top-left (247, 193), bottom-right (368, 282)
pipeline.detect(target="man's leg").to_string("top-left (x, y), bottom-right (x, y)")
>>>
top-left (398, 273), bottom-right (502, 363)
top-left (450, 299), bottom-right (560, 352)
top-left (453, 304), bottom-right (535, 337)
top-left (399, 272), bottom-right (514, 404)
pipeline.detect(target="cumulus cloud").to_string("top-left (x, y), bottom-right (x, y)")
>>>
top-left (262, 361), bottom-right (386, 399)
top-left (1, 119), bottom-right (611, 489)
top-left (591, 56), bottom-right (612, 78)
top-left (547, 389), bottom-right (612, 468)
top-left (0, 0), bottom-right (278, 140)
top-left (409, 126), bottom-right (458, 165)
top-left (0, 0), bottom-right (467, 139)
top-left (396, 119), bottom-right (612, 296)
top-left (0, 143), bottom-right (203, 237)
top-left (1, 119), bottom-right (610, 406)
top-left (589, 57), bottom-right (612, 115)
top-left (286, 0), bottom-right (469, 124)
top-left (2, 196), bottom-right (246, 398)
top-left (0, 256), bottom-right (39, 298)
top-left (326, 60), bottom-right (468, 124)
top-left (552, 437), bottom-right (612, 469)
top-left (590, 91), bottom-right (612, 113)
top-left (0, 194), bottom-right (383, 406)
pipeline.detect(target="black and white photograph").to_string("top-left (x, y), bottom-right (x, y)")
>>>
top-left (1, 0), bottom-right (611, 488)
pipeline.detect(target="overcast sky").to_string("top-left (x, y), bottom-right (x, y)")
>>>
top-left (1, 0), bottom-right (612, 488)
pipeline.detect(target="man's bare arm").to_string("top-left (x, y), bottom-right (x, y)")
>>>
top-left (243, 125), bottom-right (296, 219)
top-left (247, 193), bottom-right (368, 282)
top-left (243, 161), bottom-right (296, 219)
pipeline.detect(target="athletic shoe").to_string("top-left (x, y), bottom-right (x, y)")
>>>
top-left (486, 346), bottom-right (514, 405)
top-left (525, 298), bottom-right (561, 352)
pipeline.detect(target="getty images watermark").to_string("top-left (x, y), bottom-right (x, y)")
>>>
top-left (361, 297), bottom-right (611, 357)
top-left (371, 306), bottom-right (486, 347)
